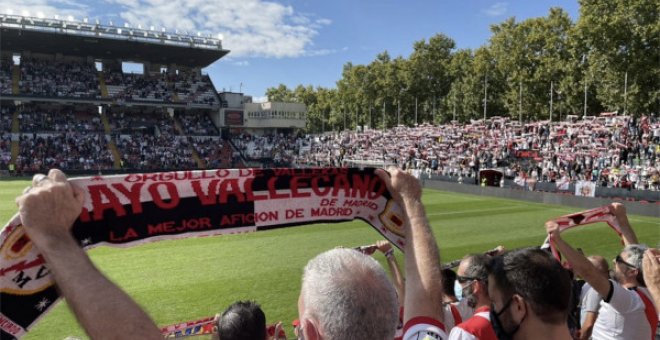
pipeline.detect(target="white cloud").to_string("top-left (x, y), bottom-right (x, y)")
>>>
top-left (107, 0), bottom-right (331, 58)
top-left (252, 95), bottom-right (268, 103)
top-left (0, 0), bottom-right (88, 19)
top-left (233, 60), bottom-right (250, 66)
top-left (483, 2), bottom-right (508, 17)
top-left (315, 18), bottom-right (332, 26)
top-left (1, 0), bottom-right (331, 59)
top-left (303, 48), bottom-right (337, 57)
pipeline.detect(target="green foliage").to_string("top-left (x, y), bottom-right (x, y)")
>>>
top-left (265, 1), bottom-right (658, 128)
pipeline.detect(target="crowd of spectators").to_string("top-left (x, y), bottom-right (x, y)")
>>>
top-left (107, 72), bottom-right (173, 103)
top-left (115, 134), bottom-right (197, 170)
top-left (177, 111), bottom-right (219, 135)
top-left (14, 133), bottom-right (114, 172)
top-left (173, 73), bottom-right (218, 106)
top-left (0, 59), bottom-right (13, 95)
top-left (192, 137), bottom-right (237, 169)
top-left (231, 133), bottom-right (311, 167)
top-left (0, 106), bottom-right (13, 132)
top-left (0, 133), bottom-right (11, 170)
top-left (108, 110), bottom-right (173, 135)
top-left (293, 115), bottom-right (660, 191)
top-left (4, 58), bottom-right (217, 106)
top-left (18, 108), bottom-right (104, 133)
top-left (18, 57), bottom-right (100, 98)
top-left (3, 100), bottom-right (658, 194)
top-left (105, 70), bottom-right (218, 105)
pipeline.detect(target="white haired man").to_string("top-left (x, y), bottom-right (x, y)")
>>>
top-left (296, 168), bottom-right (449, 339)
top-left (296, 248), bottom-right (399, 339)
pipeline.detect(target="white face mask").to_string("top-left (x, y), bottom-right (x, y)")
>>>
top-left (454, 280), bottom-right (464, 301)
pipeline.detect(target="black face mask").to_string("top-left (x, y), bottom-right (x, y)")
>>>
top-left (490, 298), bottom-right (523, 340)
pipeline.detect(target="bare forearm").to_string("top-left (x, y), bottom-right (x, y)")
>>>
top-left (36, 234), bottom-right (162, 340)
top-left (611, 204), bottom-right (638, 245)
top-left (385, 255), bottom-right (405, 306)
top-left (578, 313), bottom-right (597, 340)
top-left (553, 237), bottom-right (609, 297)
top-left (403, 198), bottom-right (443, 322)
top-left (647, 285), bottom-right (660, 311)
top-left (617, 215), bottom-right (638, 246)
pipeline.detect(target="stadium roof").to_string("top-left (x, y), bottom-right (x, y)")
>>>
top-left (0, 14), bottom-right (229, 68)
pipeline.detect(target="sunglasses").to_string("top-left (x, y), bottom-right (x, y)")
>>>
top-left (614, 254), bottom-right (637, 269)
top-left (456, 275), bottom-right (479, 284)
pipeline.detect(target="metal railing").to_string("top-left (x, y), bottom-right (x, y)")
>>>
top-left (0, 14), bottom-right (224, 51)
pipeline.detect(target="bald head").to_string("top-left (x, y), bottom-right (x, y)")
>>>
top-left (587, 255), bottom-right (609, 278)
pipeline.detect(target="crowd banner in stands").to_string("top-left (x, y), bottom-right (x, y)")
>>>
top-left (575, 180), bottom-right (597, 197)
top-left (0, 168), bottom-right (406, 339)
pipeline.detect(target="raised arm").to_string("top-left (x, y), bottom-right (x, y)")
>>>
top-left (642, 248), bottom-right (660, 311)
top-left (16, 169), bottom-right (162, 340)
top-left (376, 240), bottom-right (405, 307)
top-left (609, 203), bottom-right (638, 246)
top-left (545, 221), bottom-right (611, 298)
top-left (376, 168), bottom-right (443, 324)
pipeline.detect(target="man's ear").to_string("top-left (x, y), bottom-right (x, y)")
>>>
top-left (628, 267), bottom-right (640, 281)
top-left (474, 280), bottom-right (485, 295)
top-left (511, 294), bottom-right (527, 321)
top-left (302, 318), bottom-right (321, 340)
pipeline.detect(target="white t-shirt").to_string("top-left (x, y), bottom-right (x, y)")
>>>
top-left (591, 281), bottom-right (655, 340)
top-left (403, 317), bottom-right (448, 340)
top-left (580, 283), bottom-right (603, 326)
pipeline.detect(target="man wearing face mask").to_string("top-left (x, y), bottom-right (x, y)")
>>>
top-left (486, 248), bottom-right (573, 340)
top-left (449, 254), bottom-right (497, 340)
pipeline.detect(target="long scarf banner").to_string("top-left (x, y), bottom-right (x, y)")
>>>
top-left (541, 205), bottom-right (624, 261)
top-left (0, 168), bottom-right (407, 339)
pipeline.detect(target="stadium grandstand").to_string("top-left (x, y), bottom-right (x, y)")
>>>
top-left (0, 13), bottom-right (308, 175)
top-left (0, 13), bottom-right (225, 173)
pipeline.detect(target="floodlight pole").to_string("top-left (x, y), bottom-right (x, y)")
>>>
top-left (370, 103), bottom-right (373, 129)
top-left (453, 91), bottom-right (456, 122)
top-left (483, 74), bottom-right (488, 121)
top-left (342, 101), bottom-right (346, 131)
top-left (382, 102), bottom-right (386, 131)
top-left (519, 79), bottom-right (522, 124)
top-left (433, 95), bottom-right (436, 124)
top-left (623, 71), bottom-right (628, 115)
top-left (397, 98), bottom-right (400, 126)
top-left (583, 78), bottom-right (588, 117)
top-left (415, 97), bottom-right (418, 125)
top-left (549, 81), bottom-right (553, 123)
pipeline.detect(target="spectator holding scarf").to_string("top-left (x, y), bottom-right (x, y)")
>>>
top-left (545, 203), bottom-right (658, 340)
top-left (15, 168), bottom-right (450, 340)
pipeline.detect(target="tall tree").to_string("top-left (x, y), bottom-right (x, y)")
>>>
top-left (577, 0), bottom-right (660, 114)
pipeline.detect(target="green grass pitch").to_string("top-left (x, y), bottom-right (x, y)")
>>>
top-left (1, 178), bottom-right (658, 339)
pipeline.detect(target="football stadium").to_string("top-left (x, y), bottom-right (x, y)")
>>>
top-left (1, 2), bottom-right (659, 340)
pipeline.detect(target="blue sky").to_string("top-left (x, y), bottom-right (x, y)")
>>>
top-left (2, 0), bottom-right (579, 101)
